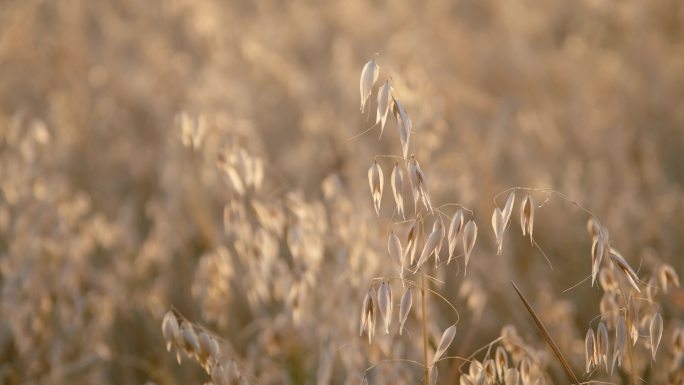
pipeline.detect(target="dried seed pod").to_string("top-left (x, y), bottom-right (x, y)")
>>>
top-left (463, 220), bottom-right (478, 276)
top-left (368, 161), bottom-right (384, 216)
top-left (587, 218), bottom-right (601, 240)
top-left (585, 328), bottom-right (596, 373)
top-left (416, 218), bottom-right (444, 270)
top-left (627, 296), bottom-right (639, 346)
top-left (407, 156), bottom-right (432, 213)
top-left (672, 327), bottom-right (684, 356)
top-left (650, 312), bottom-right (663, 361)
top-left (504, 368), bottom-right (520, 385)
top-left (181, 322), bottom-right (200, 358)
top-left (609, 248), bottom-right (641, 293)
top-left (659, 264), bottom-right (680, 293)
top-left (597, 321), bottom-right (609, 372)
top-left (501, 191), bottom-right (515, 231)
top-left (360, 288), bottom-right (376, 343)
top-left (388, 231), bottom-right (403, 270)
top-left (391, 163), bottom-right (405, 219)
top-left (360, 59), bottom-right (379, 113)
top-left (399, 288), bottom-right (412, 335)
top-left (198, 331), bottom-right (216, 371)
top-left (492, 207), bottom-right (504, 255)
top-left (432, 324), bottom-right (457, 365)
top-left (361, 376), bottom-right (368, 385)
top-left (448, 209), bottom-right (464, 263)
top-left (495, 346), bottom-right (509, 381)
top-left (591, 234), bottom-right (605, 287)
top-left (377, 81), bottom-right (391, 137)
top-left (599, 268), bottom-right (618, 293)
top-left (405, 219), bottom-right (423, 266)
top-left (378, 281), bottom-right (393, 334)
top-left (460, 375), bottom-right (474, 385)
top-left (519, 357), bottom-right (531, 384)
top-left (612, 315), bottom-right (627, 374)
top-left (392, 98), bottom-right (411, 159)
top-left (162, 311), bottom-right (180, 352)
top-left (520, 195), bottom-right (534, 239)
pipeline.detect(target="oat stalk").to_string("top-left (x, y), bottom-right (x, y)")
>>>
top-left (510, 282), bottom-right (580, 385)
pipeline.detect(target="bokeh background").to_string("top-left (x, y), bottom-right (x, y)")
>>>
top-left (1, 0), bottom-right (683, 384)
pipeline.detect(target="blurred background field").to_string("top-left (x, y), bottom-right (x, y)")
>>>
top-left (1, 0), bottom-right (684, 384)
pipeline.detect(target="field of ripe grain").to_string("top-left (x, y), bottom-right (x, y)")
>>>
top-left (1, 1), bottom-right (684, 384)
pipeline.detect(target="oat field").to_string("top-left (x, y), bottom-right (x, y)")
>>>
top-left (1, 1), bottom-right (684, 384)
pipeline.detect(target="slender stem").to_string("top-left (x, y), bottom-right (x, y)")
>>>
top-left (421, 272), bottom-right (430, 385)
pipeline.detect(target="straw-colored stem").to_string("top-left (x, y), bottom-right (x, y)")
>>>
top-left (421, 272), bottom-right (430, 385)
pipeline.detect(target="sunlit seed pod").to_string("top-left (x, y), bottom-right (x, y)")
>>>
top-left (519, 357), bottom-right (531, 384)
top-left (658, 264), bottom-right (680, 293)
top-left (181, 322), bottom-right (200, 358)
top-left (405, 219), bottom-right (420, 266)
top-left (495, 346), bottom-right (509, 381)
top-left (520, 194), bottom-right (534, 243)
top-left (672, 327), bottom-right (684, 356)
top-left (463, 220), bottom-right (478, 276)
top-left (434, 216), bottom-right (446, 259)
top-left (469, 359), bottom-right (484, 379)
top-left (483, 359), bottom-right (496, 384)
top-left (597, 322), bottom-right (609, 372)
top-left (378, 281), bottom-right (392, 334)
top-left (591, 235), bottom-right (604, 287)
top-left (504, 368), bottom-right (520, 385)
top-left (416, 218), bottom-right (443, 271)
top-left (609, 248), bottom-right (641, 293)
top-left (392, 98), bottom-right (411, 159)
top-left (587, 218), bottom-right (601, 240)
top-left (645, 274), bottom-right (659, 301)
top-left (650, 312), bottom-right (663, 361)
top-left (585, 328), bottom-right (596, 373)
top-left (198, 331), bottom-right (215, 369)
top-left (360, 59), bottom-right (379, 113)
top-left (612, 315), bottom-right (627, 373)
top-left (399, 288), bottom-right (412, 335)
top-left (432, 324), bottom-right (457, 365)
top-left (211, 363), bottom-right (227, 385)
top-left (368, 161), bottom-right (384, 216)
top-left (429, 365), bottom-right (438, 385)
top-left (388, 231), bottom-right (403, 270)
top-left (460, 375), bottom-right (474, 385)
top-left (376, 80), bottom-right (391, 137)
top-left (492, 207), bottom-right (504, 255)
top-left (448, 209), bottom-right (464, 263)
top-left (162, 311), bottom-right (180, 352)
top-left (599, 268), bottom-right (618, 292)
top-left (407, 155), bottom-right (432, 213)
top-left (360, 291), bottom-right (371, 336)
top-left (627, 296), bottom-right (639, 346)
top-left (501, 191), bottom-right (515, 232)
top-left (391, 163), bottom-right (405, 219)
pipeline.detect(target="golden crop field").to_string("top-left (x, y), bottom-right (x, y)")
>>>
top-left (1, 1), bottom-right (683, 384)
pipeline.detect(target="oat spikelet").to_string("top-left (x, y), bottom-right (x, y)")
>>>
top-left (391, 162), bottom-right (405, 219)
top-left (360, 59), bottom-right (379, 113)
top-left (388, 231), bottom-right (403, 270)
top-left (360, 376), bottom-right (368, 385)
top-left (448, 209), bottom-right (464, 264)
top-left (627, 296), bottom-right (639, 346)
top-left (501, 191), bottom-right (515, 231)
top-left (368, 161), bottom-right (384, 216)
top-left (520, 194), bottom-right (534, 243)
top-left (495, 346), bottom-right (509, 381)
top-left (405, 219), bottom-right (422, 266)
top-left (360, 289), bottom-right (376, 344)
top-left (399, 287), bottom-right (412, 335)
top-left (585, 328), bottom-right (596, 373)
top-left (612, 315), bottom-right (627, 374)
top-left (504, 368), bottom-right (520, 385)
top-left (392, 98), bottom-right (411, 159)
top-left (377, 80), bottom-right (391, 137)
top-left (587, 218), bottom-right (601, 240)
top-left (658, 264), bottom-right (680, 293)
top-left (432, 324), bottom-right (457, 365)
top-left (463, 220), bottom-right (478, 276)
top-left (378, 281), bottom-right (393, 334)
top-left (650, 311), bottom-right (663, 361)
top-left (609, 248), bottom-right (640, 292)
top-left (162, 310), bottom-right (179, 352)
top-left (591, 234), bottom-right (604, 287)
top-left (416, 217), bottom-right (444, 270)
top-left (597, 321), bottom-right (609, 372)
top-left (429, 365), bottom-right (438, 385)
top-left (407, 156), bottom-right (432, 213)
top-left (492, 207), bottom-right (504, 255)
